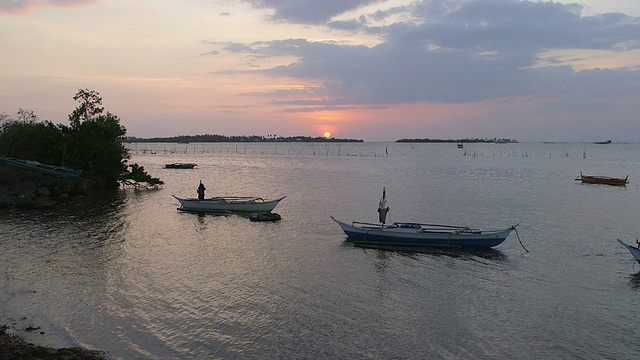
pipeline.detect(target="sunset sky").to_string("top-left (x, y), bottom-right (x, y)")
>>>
top-left (1, 0), bottom-right (639, 142)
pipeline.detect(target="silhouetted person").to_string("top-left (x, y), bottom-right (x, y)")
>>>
top-left (378, 187), bottom-right (389, 224)
top-left (197, 181), bottom-right (206, 200)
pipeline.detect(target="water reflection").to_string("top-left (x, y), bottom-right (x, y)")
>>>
top-left (342, 239), bottom-right (507, 262)
top-left (14, 192), bottom-right (127, 284)
top-left (628, 272), bottom-right (640, 289)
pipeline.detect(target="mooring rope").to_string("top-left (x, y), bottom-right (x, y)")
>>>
top-left (514, 227), bottom-right (529, 252)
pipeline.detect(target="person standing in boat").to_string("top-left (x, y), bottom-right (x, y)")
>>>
top-left (197, 180), bottom-right (206, 200)
top-left (378, 187), bottom-right (389, 224)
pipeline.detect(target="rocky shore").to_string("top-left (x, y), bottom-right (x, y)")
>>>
top-left (0, 163), bottom-right (96, 210)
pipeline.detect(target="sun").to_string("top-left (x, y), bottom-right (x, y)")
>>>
top-left (323, 131), bottom-right (331, 138)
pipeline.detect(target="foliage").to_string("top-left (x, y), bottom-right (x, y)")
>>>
top-left (0, 117), bottom-right (65, 165)
top-left (0, 89), bottom-right (163, 189)
top-left (121, 163), bottom-right (163, 188)
top-left (69, 89), bottom-right (104, 128)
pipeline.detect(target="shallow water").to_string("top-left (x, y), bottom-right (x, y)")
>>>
top-left (2, 142), bottom-right (640, 359)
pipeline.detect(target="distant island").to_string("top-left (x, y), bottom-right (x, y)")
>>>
top-left (126, 134), bottom-right (363, 143)
top-left (396, 138), bottom-right (518, 143)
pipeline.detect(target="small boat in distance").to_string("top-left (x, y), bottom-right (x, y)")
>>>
top-left (165, 163), bottom-right (197, 169)
top-left (0, 156), bottom-right (82, 178)
top-left (617, 239), bottom-right (640, 264)
top-left (457, 142), bottom-right (463, 148)
top-left (173, 195), bottom-right (285, 213)
top-left (594, 140), bottom-right (612, 144)
top-left (575, 172), bottom-right (628, 186)
top-left (331, 216), bottom-right (518, 249)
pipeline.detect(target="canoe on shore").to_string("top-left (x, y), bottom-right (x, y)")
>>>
top-left (0, 156), bottom-right (82, 178)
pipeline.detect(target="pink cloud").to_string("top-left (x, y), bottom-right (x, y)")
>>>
top-left (1, 0), bottom-right (95, 15)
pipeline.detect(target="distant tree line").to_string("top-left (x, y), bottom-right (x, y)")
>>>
top-left (396, 138), bottom-right (518, 143)
top-left (0, 89), bottom-right (162, 188)
top-left (125, 134), bottom-right (363, 143)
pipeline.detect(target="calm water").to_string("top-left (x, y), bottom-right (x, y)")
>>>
top-left (2, 142), bottom-right (640, 359)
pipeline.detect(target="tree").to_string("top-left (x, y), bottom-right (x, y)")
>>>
top-left (16, 108), bottom-right (38, 123)
top-left (0, 89), bottom-right (162, 189)
top-left (64, 89), bottom-right (162, 188)
top-left (68, 89), bottom-right (104, 128)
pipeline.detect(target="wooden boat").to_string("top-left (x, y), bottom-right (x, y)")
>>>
top-left (173, 195), bottom-right (285, 213)
top-left (594, 140), bottom-right (611, 144)
top-left (165, 163), bottom-right (197, 169)
top-left (617, 239), bottom-right (640, 264)
top-left (0, 156), bottom-right (82, 178)
top-left (331, 216), bottom-right (518, 249)
top-left (575, 172), bottom-right (628, 186)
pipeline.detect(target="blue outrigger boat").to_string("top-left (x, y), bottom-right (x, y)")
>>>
top-left (331, 216), bottom-right (518, 249)
top-left (617, 239), bottom-right (640, 264)
top-left (0, 156), bottom-right (82, 178)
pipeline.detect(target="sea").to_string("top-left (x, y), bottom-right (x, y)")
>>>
top-left (1, 141), bottom-right (640, 360)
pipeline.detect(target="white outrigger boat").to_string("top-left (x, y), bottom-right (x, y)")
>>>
top-left (173, 195), bottom-right (285, 213)
top-left (617, 239), bottom-right (640, 264)
top-left (331, 216), bottom-right (518, 249)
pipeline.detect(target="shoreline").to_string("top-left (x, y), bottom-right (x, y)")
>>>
top-left (0, 250), bottom-right (110, 358)
top-left (0, 276), bottom-right (106, 359)
top-left (0, 325), bottom-right (105, 359)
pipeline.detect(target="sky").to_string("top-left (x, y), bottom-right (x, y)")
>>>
top-left (1, 0), bottom-right (639, 142)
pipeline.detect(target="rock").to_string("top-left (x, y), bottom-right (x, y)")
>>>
top-left (57, 180), bottom-right (74, 193)
top-left (0, 194), bottom-right (11, 208)
top-left (37, 187), bottom-right (51, 197)
top-left (15, 194), bottom-right (34, 208)
top-left (33, 199), bottom-right (58, 209)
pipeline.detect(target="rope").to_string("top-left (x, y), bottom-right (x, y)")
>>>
top-left (514, 227), bottom-right (529, 252)
top-left (363, 228), bottom-right (374, 243)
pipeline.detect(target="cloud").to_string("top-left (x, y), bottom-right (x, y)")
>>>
top-left (0, 0), bottom-right (94, 15)
top-left (243, 0), bottom-right (381, 24)
top-left (213, 0), bottom-right (640, 108)
top-left (0, 0), bottom-right (95, 15)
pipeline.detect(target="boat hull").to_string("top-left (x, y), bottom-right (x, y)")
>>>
top-left (617, 239), bottom-right (640, 264)
top-left (331, 216), bottom-right (516, 248)
top-left (576, 174), bottom-right (628, 186)
top-left (173, 195), bottom-right (285, 213)
top-left (0, 156), bottom-right (82, 177)
top-left (165, 163), bottom-right (197, 169)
